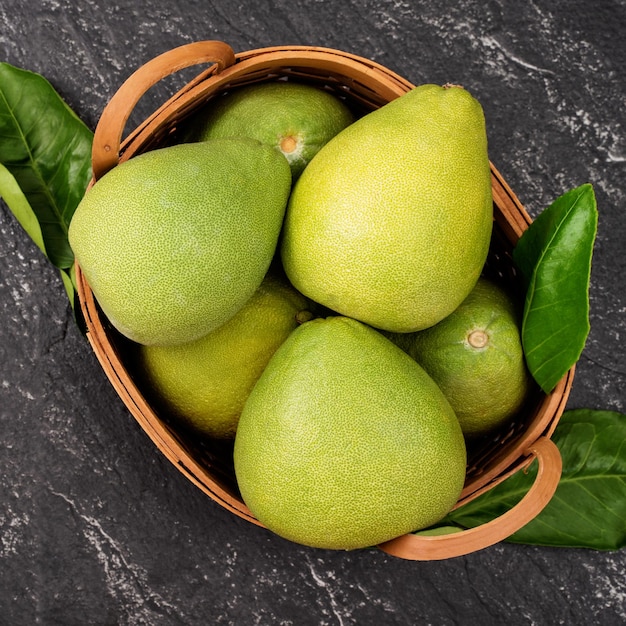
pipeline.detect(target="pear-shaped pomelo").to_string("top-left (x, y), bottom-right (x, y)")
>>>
top-left (136, 274), bottom-right (312, 439)
top-left (182, 81), bottom-right (354, 180)
top-left (233, 316), bottom-right (466, 550)
top-left (281, 84), bottom-right (493, 333)
top-left (391, 278), bottom-right (534, 438)
top-left (69, 138), bottom-right (292, 346)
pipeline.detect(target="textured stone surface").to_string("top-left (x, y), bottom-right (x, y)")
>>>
top-left (1, 1), bottom-right (625, 624)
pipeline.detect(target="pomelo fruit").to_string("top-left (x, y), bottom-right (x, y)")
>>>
top-left (281, 84), bottom-right (493, 333)
top-left (68, 138), bottom-right (292, 346)
top-left (392, 278), bottom-right (533, 438)
top-left (136, 274), bottom-right (312, 439)
top-left (233, 316), bottom-right (466, 550)
top-left (182, 81), bottom-right (354, 180)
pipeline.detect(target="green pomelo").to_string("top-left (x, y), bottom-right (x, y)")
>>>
top-left (392, 278), bottom-right (534, 438)
top-left (233, 316), bottom-right (467, 551)
top-left (137, 274), bottom-right (312, 439)
top-left (281, 84), bottom-right (493, 333)
top-left (69, 138), bottom-right (292, 346)
top-left (183, 81), bottom-right (354, 180)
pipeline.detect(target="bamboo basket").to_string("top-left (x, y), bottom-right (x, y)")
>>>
top-left (75, 41), bottom-right (575, 561)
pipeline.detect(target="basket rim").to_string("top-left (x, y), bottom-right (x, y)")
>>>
top-left (75, 41), bottom-right (574, 556)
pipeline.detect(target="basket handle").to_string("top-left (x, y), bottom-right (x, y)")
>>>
top-left (91, 40), bottom-right (236, 180)
top-left (378, 436), bottom-right (562, 561)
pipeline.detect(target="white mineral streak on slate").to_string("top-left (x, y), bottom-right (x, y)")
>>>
top-left (583, 559), bottom-right (626, 619)
top-left (50, 490), bottom-right (184, 624)
top-left (0, 505), bottom-right (30, 558)
top-left (304, 555), bottom-right (349, 626)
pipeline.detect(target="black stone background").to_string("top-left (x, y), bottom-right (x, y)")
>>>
top-left (1, 1), bottom-right (625, 624)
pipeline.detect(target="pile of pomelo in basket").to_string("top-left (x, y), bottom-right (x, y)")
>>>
top-left (70, 79), bottom-right (535, 551)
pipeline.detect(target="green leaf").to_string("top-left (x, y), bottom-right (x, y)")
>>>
top-left (512, 184), bottom-right (598, 393)
top-left (413, 525), bottom-right (464, 537)
top-left (59, 265), bottom-right (76, 309)
top-left (0, 162), bottom-right (80, 311)
top-left (444, 409), bottom-right (626, 550)
top-left (0, 162), bottom-right (47, 256)
top-left (0, 62), bottom-right (93, 269)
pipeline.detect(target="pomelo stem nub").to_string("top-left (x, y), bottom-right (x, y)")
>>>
top-left (280, 136), bottom-right (298, 153)
top-left (468, 329), bottom-right (489, 348)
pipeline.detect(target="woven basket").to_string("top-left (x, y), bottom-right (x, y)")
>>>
top-left (75, 41), bottom-right (575, 561)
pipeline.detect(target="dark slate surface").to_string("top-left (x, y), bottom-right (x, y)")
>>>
top-left (1, 1), bottom-right (625, 624)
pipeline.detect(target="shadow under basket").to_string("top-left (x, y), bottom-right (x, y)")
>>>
top-left (75, 41), bottom-right (574, 561)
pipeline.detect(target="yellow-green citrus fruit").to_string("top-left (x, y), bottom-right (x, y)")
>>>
top-left (136, 275), bottom-right (311, 439)
top-left (281, 84), bottom-right (493, 333)
top-left (233, 316), bottom-right (466, 550)
top-left (182, 81), bottom-right (354, 180)
top-left (68, 138), bottom-right (292, 346)
top-left (394, 278), bottom-right (533, 439)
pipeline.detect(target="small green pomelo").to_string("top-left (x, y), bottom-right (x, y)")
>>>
top-left (281, 84), bottom-right (493, 333)
top-left (136, 275), bottom-right (312, 439)
top-left (182, 82), bottom-right (354, 180)
top-left (68, 138), bottom-right (292, 346)
top-left (233, 316), bottom-right (466, 551)
top-left (392, 278), bottom-right (533, 438)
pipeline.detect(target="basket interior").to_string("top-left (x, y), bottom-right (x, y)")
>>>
top-left (93, 208), bottom-right (553, 510)
top-left (78, 50), bottom-right (572, 521)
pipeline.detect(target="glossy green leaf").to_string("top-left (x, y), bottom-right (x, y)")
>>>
top-left (0, 162), bottom-right (47, 256)
top-left (0, 62), bottom-right (93, 269)
top-left (444, 409), bottom-right (626, 550)
top-left (512, 184), bottom-right (598, 393)
top-left (59, 266), bottom-right (76, 310)
top-left (413, 525), bottom-right (464, 537)
top-left (1, 162), bottom-right (79, 310)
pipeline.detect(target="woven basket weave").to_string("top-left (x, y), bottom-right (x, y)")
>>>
top-left (75, 41), bottom-right (575, 561)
